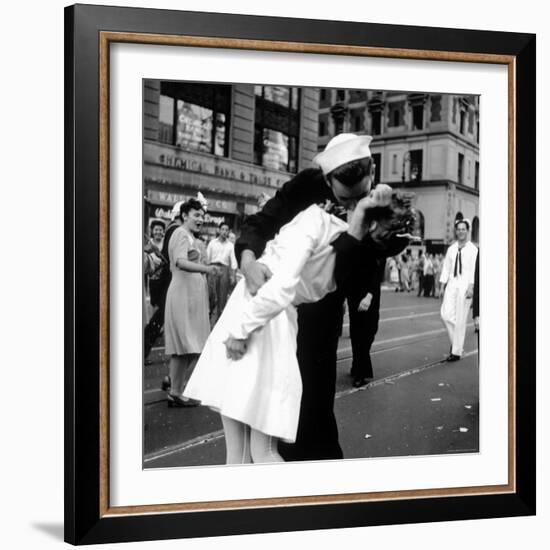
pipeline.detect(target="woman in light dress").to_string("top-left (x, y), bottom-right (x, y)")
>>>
top-left (399, 253), bottom-right (411, 292)
top-left (388, 256), bottom-right (400, 291)
top-left (184, 189), bottom-right (415, 463)
top-left (164, 199), bottom-right (218, 408)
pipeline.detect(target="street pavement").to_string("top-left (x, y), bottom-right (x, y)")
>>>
top-left (143, 289), bottom-right (479, 468)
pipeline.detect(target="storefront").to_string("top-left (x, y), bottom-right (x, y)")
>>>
top-left (143, 141), bottom-right (295, 240)
top-left (144, 188), bottom-right (240, 240)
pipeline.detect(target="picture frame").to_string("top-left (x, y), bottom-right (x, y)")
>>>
top-left (64, 3), bottom-right (536, 545)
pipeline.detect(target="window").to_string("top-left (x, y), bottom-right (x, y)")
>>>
top-left (458, 153), bottom-right (465, 184)
top-left (175, 101), bottom-right (214, 154)
top-left (254, 128), bottom-right (297, 172)
top-left (159, 82), bottom-right (231, 157)
top-left (349, 90), bottom-right (367, 103)
top-left (371, 111), bottom-right (381, 135)
top-left (319, 88), bottom-right (331, 108)
top-left (351, 110), bottom-right (363, 132)
top-left (254, 86), bottom-right (301, 173)
top-left (319, 113), bottom-right (330, 137)
top-left (336, 89), bottom-right (346, 101)
top-left (472, 216), bottom-right (480, 243)
top-left (158, 94), bottom-right (175, 144)
top-left (415, 210), bottom-right (425, 240)
top-left (372, 153), bottom-right (382, 184)
top-left (459, 110), bottom-right (466, 134)
top-left (389, 102), bottom-right (404, 127)
top-left (412, 104), bottom-right (424, 130)
top-left (334, 117), bottom-right (344, 135)
top-left (392, 154), bottom-right (398, 174)
top-left (409, 150), bottom-right (423, 181)
top-left (475, 161), bottom-right (480, 190)
top-left (392, 109), bottom-right (401, 126)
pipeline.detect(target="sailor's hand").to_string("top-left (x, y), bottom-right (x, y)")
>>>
top-left (240, 250), bottom-right (272, 296)
top-left (358, 293), bottom-right (373, 312)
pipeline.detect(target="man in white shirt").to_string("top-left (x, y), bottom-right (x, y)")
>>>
top-left (439, 219), bottom-right (479, 361)
top-left (207, 222), bottom-right (238, 324)
top-left (423, 253), bottom-right (435, 297)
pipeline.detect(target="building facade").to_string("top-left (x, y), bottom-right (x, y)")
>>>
top-left (318, 89), bottom-right (480, 252)
top-left (143, 80), bottom-right (319, 239)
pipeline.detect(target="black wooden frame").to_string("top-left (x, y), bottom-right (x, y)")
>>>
top-left (65, 3), bottom-right (536, 545)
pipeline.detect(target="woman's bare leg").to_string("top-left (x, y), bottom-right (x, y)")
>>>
top-left (221, 415), bottom-right (252, 464)
top-left (250, 429), bottom-right (284, 464)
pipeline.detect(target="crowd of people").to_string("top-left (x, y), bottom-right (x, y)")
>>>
top-left (142, 132), bottom-right (478, 466)
top-left (386, 251), bottom-right (445, 297)
top-left (143, 204), bottom-right (240, 407)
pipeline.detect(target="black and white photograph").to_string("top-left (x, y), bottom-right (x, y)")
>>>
top-left (142, 81), bottom-right (480, 469)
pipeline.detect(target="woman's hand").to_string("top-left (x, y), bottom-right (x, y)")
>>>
top-left (355, 183), bottom-right (393, 211)
top-left (369, 183), bottom-right (393, 207)
top-left (348, 184), bottom-right (393, 240)
top-left (225, 336), bottom-right (249, 360)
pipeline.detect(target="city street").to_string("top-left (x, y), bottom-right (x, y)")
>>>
top-left (143, 289), bottom-right (479, 468)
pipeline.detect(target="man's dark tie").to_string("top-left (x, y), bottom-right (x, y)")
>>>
top-left (453, 248), bottom-right (462, 277)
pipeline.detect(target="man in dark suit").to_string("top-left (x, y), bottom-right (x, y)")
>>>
top-left (235, 134), bottom-right (407, 461)
top-left (347, 258), bottom-right (385, 387)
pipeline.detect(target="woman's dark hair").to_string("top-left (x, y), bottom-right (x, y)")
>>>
top-left (178, 198), bottom-right (204, 220)
top-left (364, 192), bottom-right (417, 256)
top-left (366, 192), bottom-right (416, 235)
top-left (150, 220), bottom-right (165, 232)
top-left (328, 157), bottom-right (373, 188)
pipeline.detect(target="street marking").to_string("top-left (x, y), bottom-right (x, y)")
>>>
top-left (379, 303), bottom-right (438, 313)
top-left (146, 325), bottom-right (474, 397)
top-left (145, 328), bottom-right (447, 396)
top-left (380, 311), bottom-right (439, 323)
top-left (144, 430), bottom-right (224, 464)
top-left (340, 310), bottom-right (439, 331)
top-left (144, 388), bottom-right (165, 396)
top-left (149, 305), bottom-right (441, 353)
top-left (338, 323), bottom-right (474, 358)
top-left (143, 348), bottom-right (479, 465)
top-left (335, 349), bottom-right (479, 399)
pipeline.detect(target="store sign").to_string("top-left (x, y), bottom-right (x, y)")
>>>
top-left (147, 190), bottom-right (238, 214)
top-left (145, 142), bottom-right (288, 189)
top-left (153, 206), bottom-right (226, 226)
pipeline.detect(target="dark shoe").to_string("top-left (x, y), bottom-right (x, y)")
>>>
top-left (167, 395), bottom-right (200, 408)
top-left (161, 375), bottom-right (171, 392)
top-left (352, 376), bottom-right (372, 388)
top-left (446, 354), bottom-right (461, 362)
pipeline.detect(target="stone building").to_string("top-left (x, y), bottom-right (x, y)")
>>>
top-left (143, 80), bottom-right (319, 239)
top-left (318, 89), bottom-right (480, 252)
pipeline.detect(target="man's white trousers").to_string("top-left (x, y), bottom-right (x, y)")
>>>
top-left (440, 278), bottom-right (471, 356)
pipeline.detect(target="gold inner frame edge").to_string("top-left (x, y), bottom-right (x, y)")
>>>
top-left (98, 31), bottom-right (517, 517)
